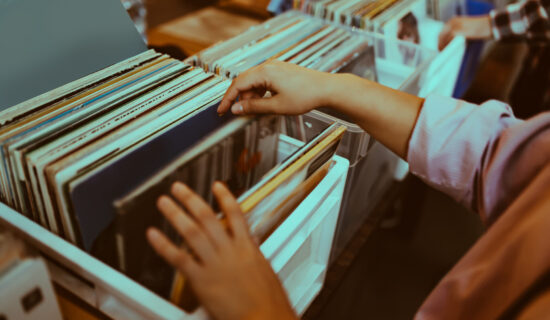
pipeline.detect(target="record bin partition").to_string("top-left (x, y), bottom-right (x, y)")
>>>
top-left (0, 136), bottom-right (349, 319)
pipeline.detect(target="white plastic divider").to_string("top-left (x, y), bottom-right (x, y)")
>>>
top-left (0, 134), bottom-right (349, 319)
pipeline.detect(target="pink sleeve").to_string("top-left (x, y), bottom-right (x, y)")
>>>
top-left (407, 94), bottom-right (520, 224)
top-left (410, 97), bottom-right (550, 319)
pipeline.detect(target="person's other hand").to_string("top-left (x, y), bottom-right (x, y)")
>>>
top-left (438, 15), bottom-right (492, 50)
top-left (147, 181), bottom-right (296, 320)
top-left (217, 60), bottom-right (337, 116)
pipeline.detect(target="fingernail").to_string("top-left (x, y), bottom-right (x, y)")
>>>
top-left (157, 196), bottom-right (170, 208)
top-left (172, 181), bottom-right (186, 193)
top-left (147, 228), bottom-right (159, 241)
top-left (212, 181), bottom-right (223, 191)
top-left (231, 102), bottom-right (243, 114)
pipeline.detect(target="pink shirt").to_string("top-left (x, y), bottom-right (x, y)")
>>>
top-left (408, 95), bottom-right (550, 319)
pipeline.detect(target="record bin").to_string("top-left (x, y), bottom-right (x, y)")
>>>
top-left (0, 135), bottom-right (349, 319)
top-left (1, 2), bottom-right (352, 318)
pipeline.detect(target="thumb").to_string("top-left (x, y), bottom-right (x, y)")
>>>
top-left (231, 96), bottom-right (279, 115)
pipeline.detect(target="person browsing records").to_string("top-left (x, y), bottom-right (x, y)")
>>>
top-left (146, 60), bottom-right (550, 319)
top-left (439, 0), bottom-right (550, 118)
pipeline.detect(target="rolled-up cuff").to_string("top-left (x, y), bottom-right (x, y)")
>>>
top-left (407, 93), bottom-right (518, 210)
top-left (407, 94), bottom-right (507, 209)
top-left (407, 94), bottom-right (474, 200)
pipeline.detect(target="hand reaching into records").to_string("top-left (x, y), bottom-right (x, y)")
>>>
top-left (218, 60), bottom-right (337, 116)
top-left (146, 181), bottom-right (297, 320)
top-left (438, 16), bottom-right (492, 50)
top-left (220, 60), bottom-right (424, 159)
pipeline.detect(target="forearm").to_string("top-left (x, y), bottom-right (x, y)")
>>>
top-left (439, 15), bottom-right (492, 49)
top-left (220, 61), bottom-right (423, 159)
top-left (322, 73), bottom-right (424, 159)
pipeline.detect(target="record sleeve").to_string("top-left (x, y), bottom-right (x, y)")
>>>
top-left (380, 0), bottom-right (431, 66)
top-left (21, 62), bottom-right (190, 232)
top-left (172, 123), bottom-right (345, 309)
top-left (67, 93), bottom-right (231, 251)
top-left (29, 68), bottom-right (203, 242)
top-left (5, 58), bottom-right (183, 225)
top-left (0, 55), bottom-right (171, 209)
top-left (47, 75), bottom-right (224, 246)
top-left (112, 116), bottom-right (280, 301)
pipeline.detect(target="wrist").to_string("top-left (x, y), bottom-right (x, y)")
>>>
top-left (315, 72), bottom-right (339, 109)
top-left (320, 72), bottom-right (374, 112)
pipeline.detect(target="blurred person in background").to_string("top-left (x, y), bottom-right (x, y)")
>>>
top-left (439, 0), bottom-right (550, 118)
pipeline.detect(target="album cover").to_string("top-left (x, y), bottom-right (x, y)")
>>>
top-left (27, 68), bottom-right (202, 241)
top-left (113, 116), bottom-right (280, 296)
top-left (21, 61), bottom-right (188, 231)
top-left (379, 0), bottom-right (428, 66)
top-left (67, 92), bottom-right (231, 250)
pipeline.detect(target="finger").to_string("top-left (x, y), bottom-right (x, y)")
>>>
top-left (441, 33), bottom-right (454, 51)
top-left (212, 181), bottom-right (250, 240)
top-left (438, 33), bottom-right (446, 51)
top-left (252, 235), bottom-right (261, 246)
top-left (241, 90), bottom-right (261, 101)
top-left (438, 31), bottom-right (450, 51)
top-left (147, 227), bottom-right (198, 274)
top-left (231, 96), bottom-right (281, 115)
top-left (241, 88), bottom-right (265, 101)
top-left (157, 196), bottom-right (217, 262)
top-left (171, 182), bottom-right (228, 246)
top-left (219, 68), bottom-right (268, 114)
top-left (438, 27), bottom-right (451, 50)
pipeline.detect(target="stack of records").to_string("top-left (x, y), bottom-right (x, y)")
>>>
top-left (0, 49), bottom-right (238, 252)
top-left (293, 0), bottom-right (427, 31)
top-left (0, 45), bottom-right (348, 309)
top-left (187, 11), bottom-right (378, 81)
top-left (1, 0), bottom-right (350, 313)
top-left (293, 1), bottom-right (444, 67)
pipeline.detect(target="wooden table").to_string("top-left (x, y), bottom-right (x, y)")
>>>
top-left (147, 6), bottom-right (263, 57)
